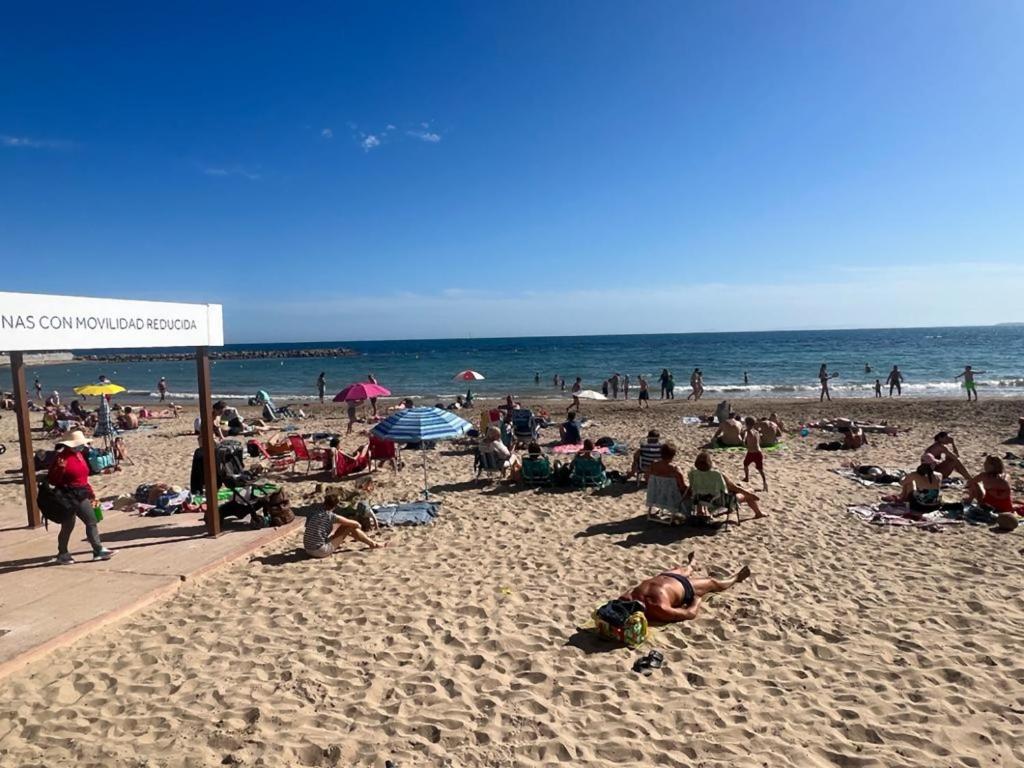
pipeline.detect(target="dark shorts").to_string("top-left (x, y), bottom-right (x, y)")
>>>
top-left (638, 391), bottom-right (649, 401)
top-left (743, 451), bottom-right (764, 470)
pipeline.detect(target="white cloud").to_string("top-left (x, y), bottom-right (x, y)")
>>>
top-left (361, 135), bottom-right (381, 151)
top-left (407, 129), bottom-right (441, 143)
top-left (1, 134), bottom-right (73, 149)
top-left (320, 128), bottom-right (333, 139)
top-left (202, 166), bottom-right (260, 180)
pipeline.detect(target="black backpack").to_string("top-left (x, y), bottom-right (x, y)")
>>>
top-left (37, 480), bottom-right (77, 528)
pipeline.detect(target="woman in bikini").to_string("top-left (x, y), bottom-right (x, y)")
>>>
top-left (898, 463), bottom-right (943, 512)
top-left (620, 552), bottom-right (751, 623)
top-left (967, 456), bottom-right (1014, 512)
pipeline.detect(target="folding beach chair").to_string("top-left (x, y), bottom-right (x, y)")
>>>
top-left (474, 449), bottom-right (506, 481)
top-left (571, 456), bottom-right (609, 489)
top-left (369, 433), bottom-right (401, 470)
top-left (645, 475), bottom-right (687, 525)
top-left (286, 434), bottom-right (328, 473)
top-left (511, 409), bottom-right (539, 445)
top-left (247, 439), bottom-right (296, 472)
top-left (635, 439), bottom-right (662, 487)
top-left (521, 455), bottom-right (553, 486)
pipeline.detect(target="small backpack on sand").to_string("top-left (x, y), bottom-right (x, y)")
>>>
top-left (265, 488), bottom-right (295, 527)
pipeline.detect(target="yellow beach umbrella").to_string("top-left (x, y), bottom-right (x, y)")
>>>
top-left (73, 382), bottom-right (126, 396)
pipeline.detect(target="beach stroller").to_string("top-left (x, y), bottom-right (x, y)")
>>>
top-left (521, 454), bottom-right (552, 485)
top-left (190, 439), bottom-right (269, 528)
top-left (571, 456), bottom-right (609, 489)
top-left (511, 409), bottom-right (539, 445)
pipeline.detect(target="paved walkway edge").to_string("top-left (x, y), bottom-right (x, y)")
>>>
top-left (0, 519), bottom-right (300, 682)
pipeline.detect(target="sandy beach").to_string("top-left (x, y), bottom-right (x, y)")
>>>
top-left (1, 395), bottom-right (1022, 767)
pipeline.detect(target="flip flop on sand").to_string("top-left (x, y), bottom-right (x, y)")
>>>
top-left (632, 650), bottom-right (665, 676)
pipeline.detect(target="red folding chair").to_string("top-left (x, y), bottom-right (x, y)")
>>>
top-left (369, 434), bottom-right (401, 470)
top-left (287, 434), bottom-right (329, 473)
top-left (248, 439), bottom-right (295, 472)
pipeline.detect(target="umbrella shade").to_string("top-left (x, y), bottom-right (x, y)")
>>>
top-left (453, 370), bottom-right (485, 381)
top-left (574, 390), bottom-right (608, 401)
top-left (371, 407), bottom-right (472, 443)
top-left (371, 407), bottom-right (473, 500)
top-left (74, 383), bottom-right (126, 396)
top-left (333, 382), bottom-right (392, 402)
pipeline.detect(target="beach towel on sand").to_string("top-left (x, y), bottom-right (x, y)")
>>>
top-left (831, 467), bottom-right (904, 487)
top-left (372, 501), bottom-right (439, 527)
top-left (846, 503), bottom-right (963, 531)
top-left (552, 443), bottom-right (610, 455)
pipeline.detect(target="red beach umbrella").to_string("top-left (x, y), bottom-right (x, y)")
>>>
top-left (453, 370), bottom-right (485, 381)
top-left (333, 382), bottom-right (392, 402)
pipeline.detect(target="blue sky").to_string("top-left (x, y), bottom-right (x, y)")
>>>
top-left (2, 1), bottom-right (1023, 342)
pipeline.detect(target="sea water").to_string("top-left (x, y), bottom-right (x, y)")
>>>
top-left (17, 325), bottom-right (1024, 403)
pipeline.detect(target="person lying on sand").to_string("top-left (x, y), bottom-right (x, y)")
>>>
top-left (921, 431), bottom-right (970, 479)
top-left (304, 493), bottom-right (386, 558)
top-left (807, 418), bottom-right (904, 435)
top-left (966, 456), bottom-right (1014, 513)
top-left (620, 551), bottom-right (750, 623)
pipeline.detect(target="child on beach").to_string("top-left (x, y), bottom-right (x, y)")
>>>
top-left (874, 379), bottom-right (882, 398)
top-left (637, 376), bottom-right (650, 409)
top-left (742, 417), bottom-right (768, 490)
top-left (304, 493), bottom-right (385, 558)
top-left (955, 365), bottom-right (986, 402)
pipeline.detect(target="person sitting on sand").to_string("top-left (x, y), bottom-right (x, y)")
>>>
top-left (769, 412), bottom-right (786, 434)
top-left (921, 431), bottom-right (970, 479)
top-left (756, 416), bottom-right (782, 447)
top-left (212, 401), bottom-right (266, 438)
top-left (559, 412), bottom-right (582, 445)
top-left (687, 451), bottom-right (765, 519)
top-left (709, 413), bottom-right (744, 448)
top-left (966, 456), bottom-right (1014, 513)
top-left (304, 493), bottom-right (385, 557)
top-left (647, 442), bottom-right (688, 495)
top-left (619, 552), bottom-right (750, 623)
top-left (898, 463), bottom-right (943, 512)
top-left (116, 406), bottom-right (139, 431)
top-left (841, 425), bottom-right (869, 450)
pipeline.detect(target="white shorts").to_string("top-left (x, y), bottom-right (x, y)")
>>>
top-left (305, 543), bottom-right (335, 559)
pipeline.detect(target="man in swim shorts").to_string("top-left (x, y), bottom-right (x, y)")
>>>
top-left (955, 365), bottom-right (985, 402)
top-left (620, 552), bottom-right (750, 623)
top-left (742, 417), bottom-right (768, 490)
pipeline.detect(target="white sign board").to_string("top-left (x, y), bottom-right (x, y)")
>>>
top-left (0, 292), bottom-right (224, 351)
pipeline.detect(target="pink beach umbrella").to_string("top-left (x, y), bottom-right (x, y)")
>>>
top-left (453, 370), bottom-right (485, 381)
top-left (333, 382), bottom-right (392, 402)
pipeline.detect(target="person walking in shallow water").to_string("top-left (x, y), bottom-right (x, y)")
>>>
top-left (819, 364), bottom-right (838, 402)
top-left (886, 365), bottom-right (904, 397)
top-left (316, 372), bottom-right (326, 403)
top-left (955, 365), bottom-right (985, 402)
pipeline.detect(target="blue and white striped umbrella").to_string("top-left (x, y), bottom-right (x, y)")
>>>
top-left (371, 407), bottom-right (472, 443)
top-left (371, 407), bottom-right (473, 498)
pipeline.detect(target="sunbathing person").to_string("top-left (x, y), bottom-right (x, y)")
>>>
top-left (212, 401), bottom-right (267, 438)
top-left (620, 552), bottom-right (751, 623)
top-left (898, 463), bottom-right (943, 511)
top-left (117, 406), bottom-right (140, 430)
top-left (757, 417), bottom-right (783, 446)
top-left (921, 431), bottom-right (970, 479)
top-left (304, 493), bottom-right (385, 557)
top-left (708, 413), bottom-right (744, 447)
top-left (842, 425), bottom-right (869, 450)
top-left (688, 451), bottom-right (764, 519)
top-left (966, 456), bottom-right (1014, 513)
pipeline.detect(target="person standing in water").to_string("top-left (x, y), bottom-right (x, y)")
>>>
top-left (743, 371), bottom-right (749, 386)
top-left (819, 364), bottom-right (838, 402)
top-left (955, 365), bottom-right (986, 402)
top-left (637, 376), bottom-right (650, 409)
top-left (886, 365), bottom-right (904, 397)
top-left (157, 377), bottom-right (168, 401)
top-left (534, 372), bottom-right (540, 385)
top-left (623, 374), bottom-right (630, 400)
top-left (316, 372), bottom-right (327, 403)
top-left (34, 377), bottom-right (42, 400)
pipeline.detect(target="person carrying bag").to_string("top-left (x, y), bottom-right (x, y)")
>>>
top-left (46, 430), bottom-right (114, 564)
